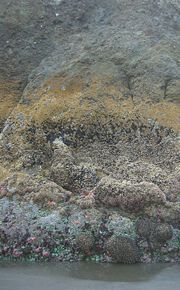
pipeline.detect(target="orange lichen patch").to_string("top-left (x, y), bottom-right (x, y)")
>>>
top-left (0, 80), bottom-right (22, 126)
top-left (145, 102), bottom-right (180, 133)
top-left (13, 74), bottom-right (179, 133)
top-left (15, 74), bottom-right (127, 124)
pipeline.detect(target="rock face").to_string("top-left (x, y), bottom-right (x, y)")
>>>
top-left (0, 0), bottom-right (180, 129)
top-left (0, 0), bottom-right (179, 263)
top-left (95, 177), bottom-right (166, 212)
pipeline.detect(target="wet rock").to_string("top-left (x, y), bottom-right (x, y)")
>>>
top-left (68, 207), bottom-right (103, 237)
top-left (0, 227), bottom-right (7, 243)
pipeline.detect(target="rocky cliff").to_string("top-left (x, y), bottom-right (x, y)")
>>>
top-left (0, 0), bottom-right (179, 263)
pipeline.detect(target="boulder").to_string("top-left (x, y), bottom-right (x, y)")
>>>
top-left (106, 235), bottom-right (140, 264)
top-left (95, 177), bottom-right (166, 212)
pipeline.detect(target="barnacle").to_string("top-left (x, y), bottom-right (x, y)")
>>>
top-left (75, 231), bottom-right (94, 255)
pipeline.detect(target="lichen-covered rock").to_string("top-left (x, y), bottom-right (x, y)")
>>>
top-left (72, 163), bottom-right (100, 192)
top-left (0, 165), bottom-right (10, 185)
top-left (115, 160), bottom-right (167, 183)
top-left (30, 181), bottom-right (72, 207)
top-left (50, 161), bottom-right (75, 190)
top-left (0, 0), bottom-right (179, 264)
top-left (0, 0), bottom-right (179, 167)
top-left (50, 140), bottom-right (100, 191)
top-left (0, 172), bottom-right (71, 207)
top-left (50, 141), bottom-right (75, 189)
top-left (106, 235), bottom-right (140, 264)
top-left (114, 160), bottom-right (179, 201)
top-left (77, 191), bottom-right (95, 209)
top-left (95, 177), bottom-right (166, 212)
top-left (0, 173), bottom-right (39, 198)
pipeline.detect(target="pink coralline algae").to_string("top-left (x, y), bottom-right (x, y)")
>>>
top-left (27, 236), bottom-right (37, 243)
top-left (12, 249), bottom-right (23, 258)
top-left (34, 247), bottom-right (42, 253)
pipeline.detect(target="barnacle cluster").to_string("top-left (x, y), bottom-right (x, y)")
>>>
top-left (135, 218), bottom-right (155, 239)
top-left (153, 223), bottom-right (173, 243)
top-left (75, 231), bottom-right (95, 255)
top-left (0, 227), bottom-right (7, 243)
top-left (95, 177), bottom-right (166, 212)
top-left (106, 235), bottom-right (140, 264)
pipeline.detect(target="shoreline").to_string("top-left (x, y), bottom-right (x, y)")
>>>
top-left (0, 198), bottom-right (179, 264)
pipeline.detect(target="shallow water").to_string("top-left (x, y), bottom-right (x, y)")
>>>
top-left (0, 262), bottom-right (179, 290)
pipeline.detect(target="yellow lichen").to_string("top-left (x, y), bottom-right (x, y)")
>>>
top-left (0, 80), bottom-right (22, 125)
top-left (9, 74), bottom-right (180, 133)
top-left (146, 102), bottom-right (180, 133)
top-left (0, 165), bottom-right (10, 182)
